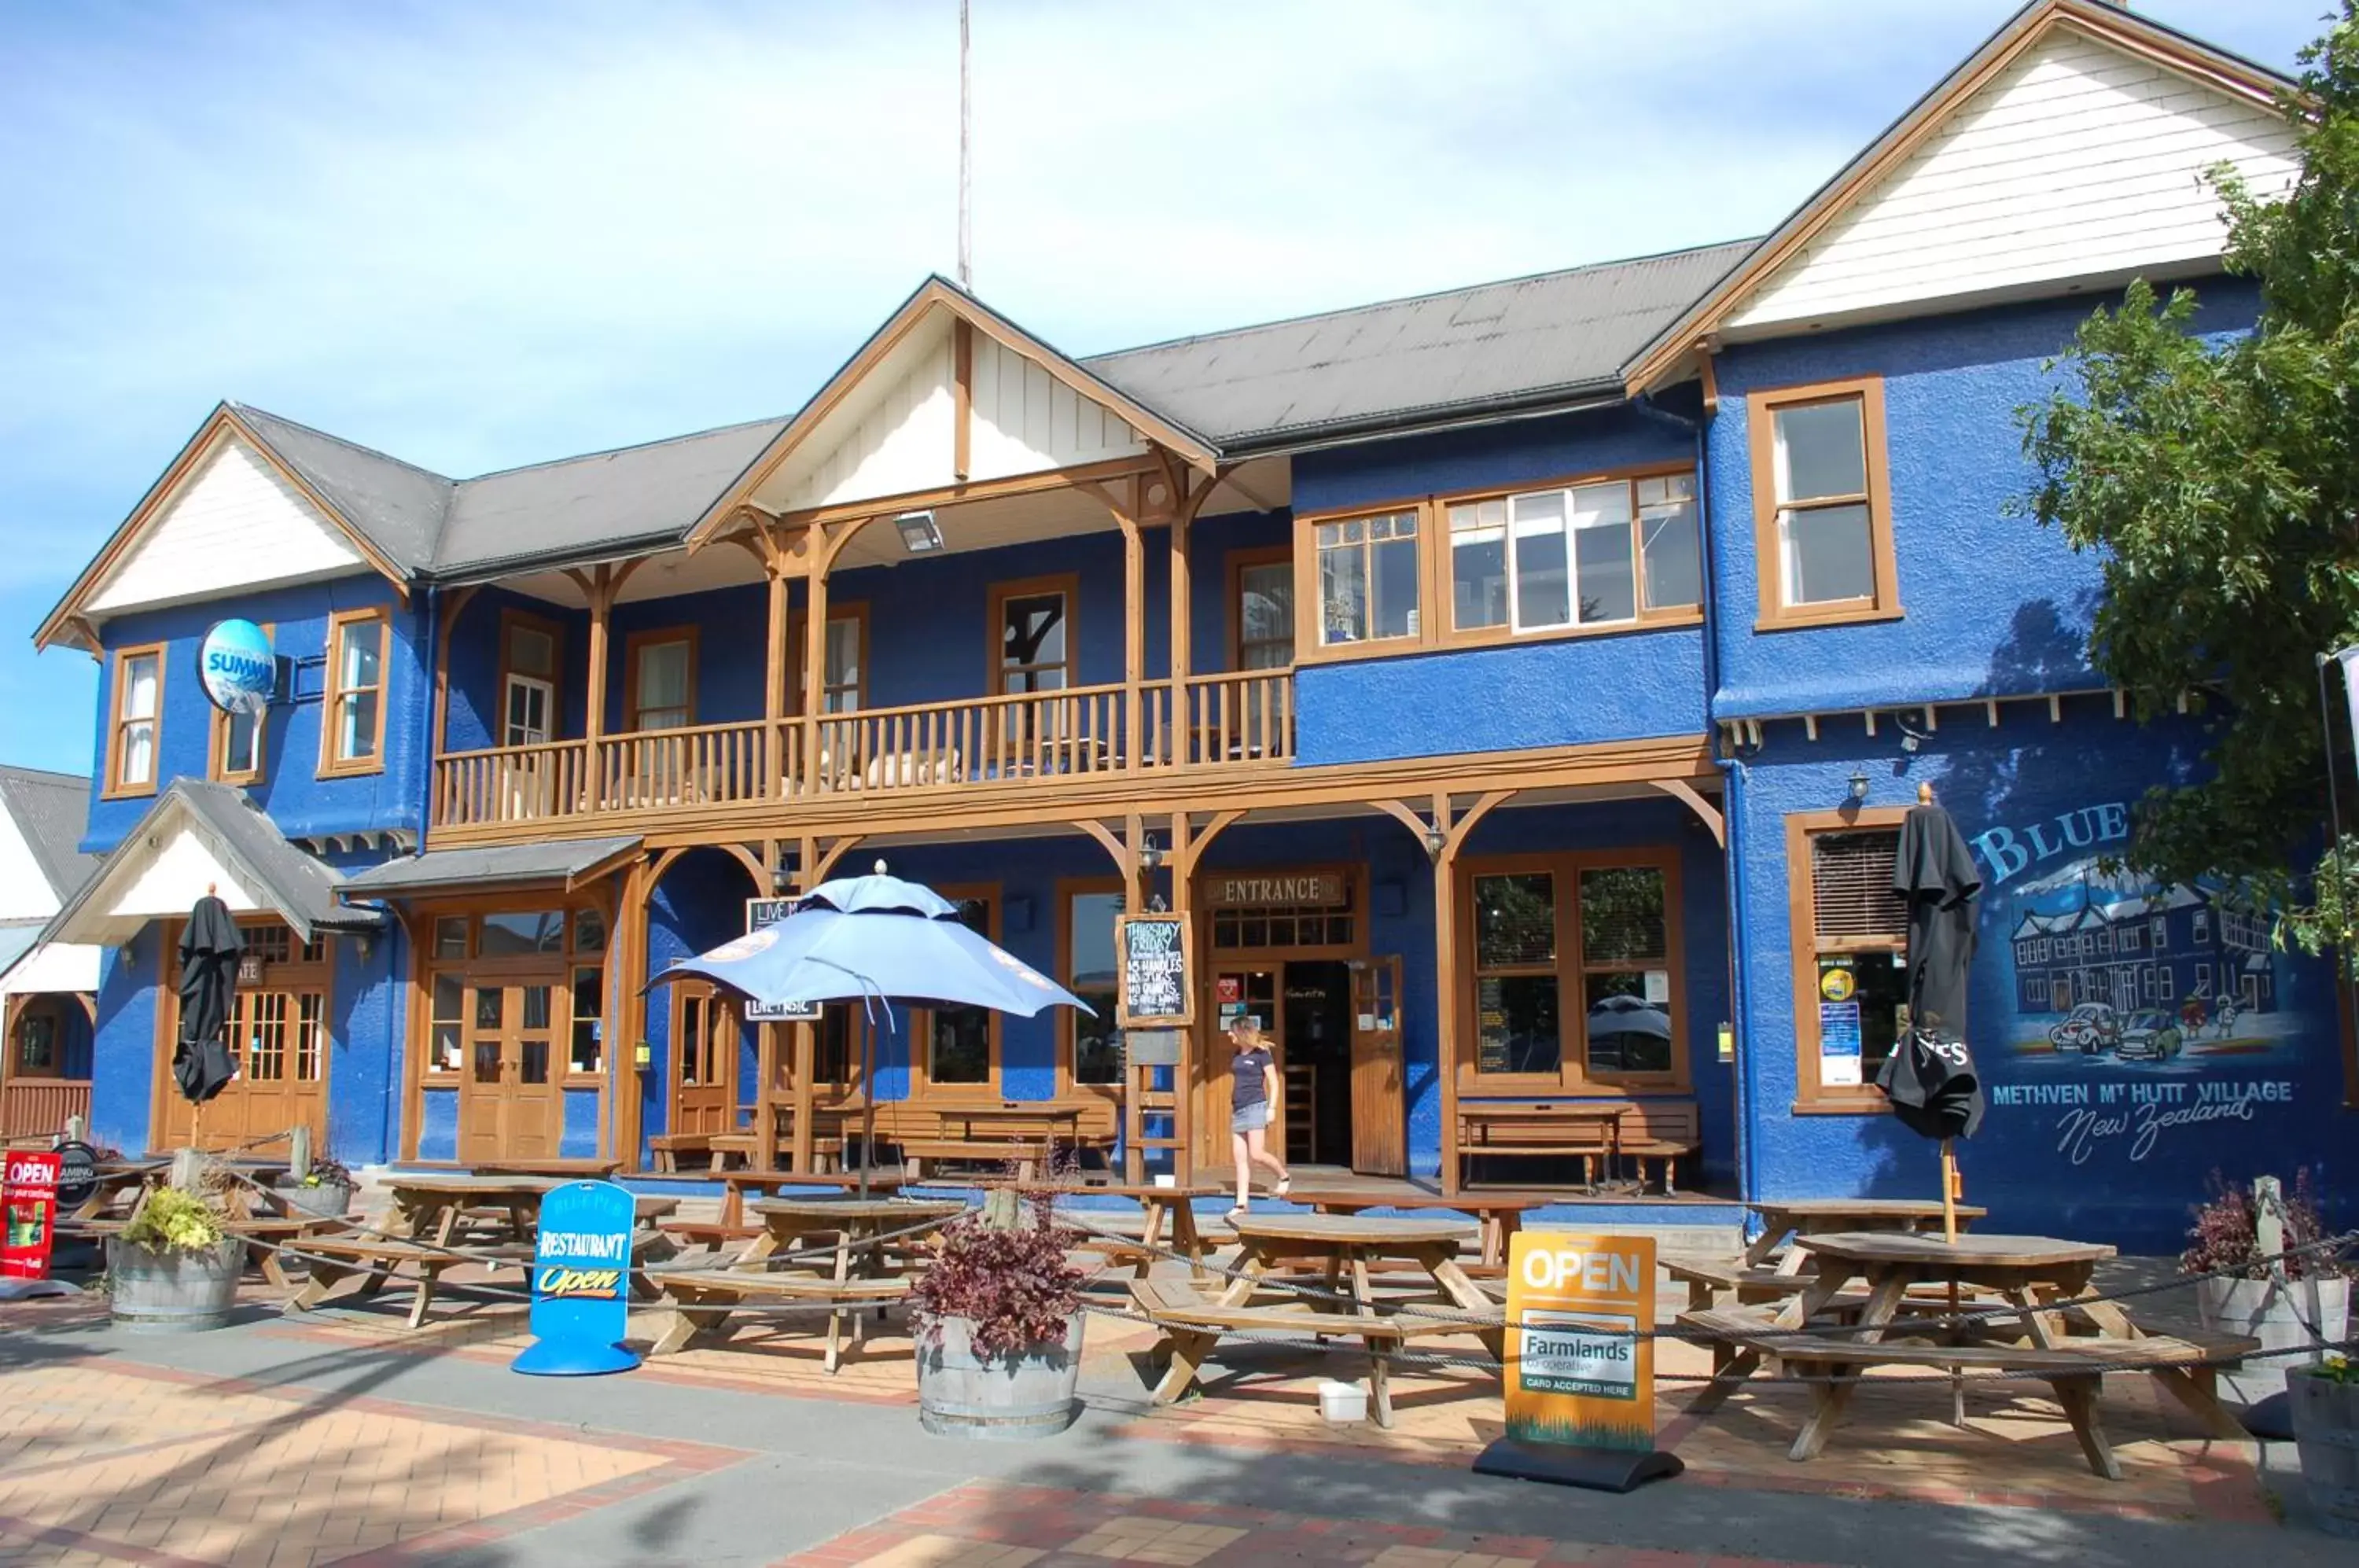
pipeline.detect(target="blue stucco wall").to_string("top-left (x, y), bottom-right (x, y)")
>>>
top-left (324, 923), bottom-right (404, 1165)
top-left (1731, 700), bottom-right (2350, 1253)
top-left (89, 929), bottom-right (160, 1155)
top-left (1708, 283), bottom-right (2263, 720)
top-left (1292, 404), bottom-right (1692, 517)
top-left (83, 576), bottom-right (425, 852)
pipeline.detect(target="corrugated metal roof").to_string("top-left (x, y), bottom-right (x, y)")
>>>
top-left (434, 419), bottom-right (786, 576)
top-left (0, 766), bottom-right (99, 903)
top-left (1080, 240), bottom-right (1756, 449)
top-left (340, 836), bottom-right (643, 895)
top-left (178, 241), bottom-right (1752, 579)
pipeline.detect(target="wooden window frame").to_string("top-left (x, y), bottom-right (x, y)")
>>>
top-left (1787, 806), bottom-right (1908, 1113)
top-left (911, 882), bottom-right (1003, 1101)
top-left (319, 607), bottom-right (391, 778)
top-left (786, 602), bottom-right (870, 714)
top-left (1057, 876), bottom-right (1126, 1101)
top-left (103, 642), bottom-right (167, 800)
top-left (1226, 545), bottom-right (1297, 672)
top-left (208, 621), bottom-right (272, 785)
top-left (622, 624), bottom-right (699, 732)
top-left (1749, 375), bottom-right (1902, 631)
top-left (1452, 847), bottom-right (1689, 1095)
top-left (153, 917), bottom-right (334, 1139)
top-left (495, 607), bottom-right (565, 748)
top-left (987, 574), bottom-right (1080, 695)
top-left (1437, 463), bottom-right (1706, 647)
top-left (1291, 462), bottom-right (1707, 668)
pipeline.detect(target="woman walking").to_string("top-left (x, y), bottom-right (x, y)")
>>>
top-left (1227, 1016), bottom-right (1291, 1220)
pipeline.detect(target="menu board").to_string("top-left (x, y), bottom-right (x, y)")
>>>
top-left (1116, 914), bottom-right (1193, 1028)
top-left (741, 896), bottom-right (821, 1022)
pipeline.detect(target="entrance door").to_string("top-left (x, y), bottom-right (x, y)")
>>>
top-left (1349, 958), bottom-right (1407, 1176)
top-left (672, 985), bottom-right (740, 1139)
top-left (458, 980), bottom-right (565, 1161)
top-left (156, 925), bottom-right (332, 1153)
top-left (1281, 961), bottom-right (1353, 1167)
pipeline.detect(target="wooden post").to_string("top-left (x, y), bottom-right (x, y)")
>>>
top-left (1941, 1139), bottom-right (1960, 1242)
top-left (583, 564), bottom-right (612, 746)
top-left (787, 834), bottom-right (819, 1175)
top-left (1434, 822), bottom-right (1463, 1198)
top-left (764, 546), bottom-right (789, 798)
top-left (1119, 489), bottom-right (1145, 771)
top-left (801, 532), bottom-right (837, 793)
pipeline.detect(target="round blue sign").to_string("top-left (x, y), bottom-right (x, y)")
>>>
top-left (198, 620), bottom-right (275, 714)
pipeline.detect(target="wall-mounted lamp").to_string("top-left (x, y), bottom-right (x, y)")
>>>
top-left (355, 929), bottom-right (377, 963)
top-left (1895, 716), bottom-right (1929, 754)
top-left (1423, 827), bottom-right (1448, 859)
top-left (894, 510), bottom-right (944, 554)
top-left (632, 1040), bottom-right (653, 1069)
top-left (1138, 835), bottom-right (1164, 871)
top-left (1848, 768), bottom-right (1871, 802)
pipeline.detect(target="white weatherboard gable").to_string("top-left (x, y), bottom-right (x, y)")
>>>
top-left (109, 823), bottom-right (262, 926)
top-left (1726, 28), bottom-right (2299, 335)
top-left (0, 807), bottom-right (56, 923)
top-left (767, 304), bottom-right (1149, 514)
top-left (86, 434), bottom-right (369, 616)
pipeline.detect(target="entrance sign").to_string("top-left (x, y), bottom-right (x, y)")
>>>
top-left (513, 1180), bottom-right (639, 1376)
top-left (1116, 913), bottom-right (1192, 1027)
top-left (2, 1153), bottom-right (62, 1281)
top-left (741, 897), bottom-right (821, 1021)
top-left (1205, 871), bottom-right (1345, 908)
top-left (1474, 1232), bottom-right (1681, 1492)
top-left (197, 620), bottom-right (278, 712)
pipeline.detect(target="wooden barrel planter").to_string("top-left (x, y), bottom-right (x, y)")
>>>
top-left (2291, 1369), bottom-right (2359, 1537)
top-left (915, 1313), bottom-right (1084, 1439)
top-left (107, 1235), bottom-right (245, 1333)
top-left (2199, 1275), bottom-right (2351, 1404)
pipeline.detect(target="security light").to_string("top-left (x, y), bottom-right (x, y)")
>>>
top-left (1849, 769), bottom-right (1871, 802)
top-left (895, 510), bottom-right (944, 554)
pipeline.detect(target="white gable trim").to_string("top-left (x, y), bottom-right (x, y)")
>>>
top-left (1724, 28), bottom-right (2297, 337)
top-left (0, 941), bottom-right (100, 999)
top-left (0, 807), bottom-right (57, 923)
top-left (49, 798), bottom-right (311, 948)
top-left (85, 432), bottom-right (370, 617)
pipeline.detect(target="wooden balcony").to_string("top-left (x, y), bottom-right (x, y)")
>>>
top-left (0, 1079), bottom-right (90, 1144)
top-left (430, 669), bottom-right (1296, 836)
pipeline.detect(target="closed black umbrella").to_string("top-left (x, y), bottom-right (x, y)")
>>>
top-left (173, 892), bottom-right (242, 1110)
top-left (1877, 786), bottom-right (1985, 1144)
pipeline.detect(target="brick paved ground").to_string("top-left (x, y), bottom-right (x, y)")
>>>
top-left (0, 1246), bottom-right (2346, 1566)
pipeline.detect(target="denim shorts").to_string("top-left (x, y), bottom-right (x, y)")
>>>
top-left (1231, 1101), bottom-right (1271, 1135)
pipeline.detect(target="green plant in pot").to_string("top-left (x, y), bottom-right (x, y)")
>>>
top-left (2290, 1353), bottom-right (2359, 1538)
top-left (109, 1185), bottom-right (245, 1334)
top-left (281, 1153), bottom-right (356, 1218)
top-left (2181, 1169), bottom-right (2352, 1404)
top-left (908, 1185), bottom-right (1087, 1440)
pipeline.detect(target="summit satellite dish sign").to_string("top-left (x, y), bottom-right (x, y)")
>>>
top-left (197, 620), bottom-right (277, 713)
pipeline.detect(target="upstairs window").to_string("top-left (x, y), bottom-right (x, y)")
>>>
top-left (1751, 377), bottom-right (1899, 628)
top-left (1232, 553), bottom-right (1295, 670)
top-left (627, 629), bottom-right (695, 731)
top-left (106, 644), bottom-right (164, 797)
top-left (322, 609), bottom-right (388, 775)
top-left (991, 580), bottom-right (1074, 694)
top-left (1315, 511), bottom-right (1419, 647)
top-left (1449, 472), bottom-right (1700, 635)
top-left (499, 613), bottom-right (559, 748)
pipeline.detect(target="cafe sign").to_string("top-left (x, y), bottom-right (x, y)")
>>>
top-left (1205, 871), bottom-right (1345, 908)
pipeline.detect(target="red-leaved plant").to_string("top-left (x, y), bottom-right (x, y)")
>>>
top-left (908, 1183), bottom-right (1086, 1361)
top-left (2181, 1168), bottom-right (2350, 1282)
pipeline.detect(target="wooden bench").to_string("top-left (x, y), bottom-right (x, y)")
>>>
top-left (649, 1132), bottom-right (720, 1172)
top-left (886, 1102), bottom-right (1117, 1179)
top-left (642, 1266), bottom-right (911, 1371)
top-left (658, 1220), bottom-right (767, 1251)
top-left (1619, 1100), bottom-right (1703, 1193)
top-left (1456, 1100), bottom-right (1625, 1186)
top-left (1128, 1276), bottom-right (1419, 1426)
top-left (285, 1239), bottom-right (535, 1330)
top-left (1678, 1307), bottom-right (2258, 1478)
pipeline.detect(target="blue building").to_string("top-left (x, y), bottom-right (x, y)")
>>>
top-left (31, 1), bottom-right (2351, 1248)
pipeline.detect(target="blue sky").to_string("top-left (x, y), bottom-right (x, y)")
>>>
top-left (0, 0), bottom-right (2327, 778)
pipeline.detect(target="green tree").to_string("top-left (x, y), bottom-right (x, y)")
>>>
top-left (2019, 2), bottom-right (2359, 958)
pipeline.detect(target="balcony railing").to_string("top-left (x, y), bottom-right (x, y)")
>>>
top-left (429, 669), bottom-right (1296, 832)
top-left (0, 1079), bottom-right (90, 1143)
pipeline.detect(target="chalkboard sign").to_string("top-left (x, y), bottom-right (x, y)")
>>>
top-left (741, 897), bottom-right (822, 1022)
top-left (1116, 914), bottom-right (1192, 1028)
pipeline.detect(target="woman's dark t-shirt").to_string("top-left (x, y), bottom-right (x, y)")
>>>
top-left (1231, 1047), bottom-right (1273, 1110)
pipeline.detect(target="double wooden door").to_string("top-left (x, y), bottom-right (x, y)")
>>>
top-left (672, 985), bottom-right (742, 1138)
top-left (458, 977), bottom-right (565, 1162)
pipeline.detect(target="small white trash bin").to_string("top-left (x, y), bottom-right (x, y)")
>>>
top-left (1318, 1379), bottom-right (1368, 1424)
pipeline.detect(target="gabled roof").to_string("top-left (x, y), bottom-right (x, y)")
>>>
top-left (0, 766), bottom-right (99, 904)
top-left (686, 276), bottom-right (1220, 546)
top-left (1624, 0), bottom-right (2296, 392)
top-left (1087, 241), bottom-right (1755, 453)
top-left (230, 404), bottom-right (452, 572)
top-left (42, 780), bottom-right (380, 947)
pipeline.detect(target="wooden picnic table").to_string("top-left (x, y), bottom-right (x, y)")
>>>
top-left (1044, 1183), bottom-right (1220, 1279)
top-left (1223, 1213), bottom-right (1502, 1352)
top-left (473, 1158), bottom-right (624, 1178)
top-left (733, 1196), bottom-right (967, 1365)
top-left (1684, 1230), bottom-right (2251, 1479)
top-left (717, 1171), bottom-right (906, 1227)
top-left (1743, 1198), bottom-right (1989, 1275)
top-left (385, 1173), bottom-right (559, 1245)
top-left (68, 1162), bottom-right (164, 1220)
top-left (1290, 1190), bottom-right (1552, 1271)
